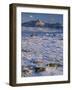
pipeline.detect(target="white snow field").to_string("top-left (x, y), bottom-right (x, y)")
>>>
top-left (21, 27), bottom-right (63, 77)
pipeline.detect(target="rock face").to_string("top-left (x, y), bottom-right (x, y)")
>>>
top-left (34, 67), bottom-right (45, 72)
top-left (35, 19), bottom-right (45, 27)
top-left (46, 63), bottom-right (63, 67)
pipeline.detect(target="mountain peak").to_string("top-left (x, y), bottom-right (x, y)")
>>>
top-left (22, 19), bottom-right (63, 29)
top-left (35, 19), bottom-right (45, 26)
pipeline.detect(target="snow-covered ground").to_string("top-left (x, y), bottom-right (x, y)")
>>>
top-left (21, 27), bottom-right (63, 77)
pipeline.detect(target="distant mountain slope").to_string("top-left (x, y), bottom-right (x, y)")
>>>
top-left (22, 19), bottom-right (63, 29)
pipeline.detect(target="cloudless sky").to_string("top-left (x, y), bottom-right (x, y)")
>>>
top-left (21, 12), bottom-right (63, 24)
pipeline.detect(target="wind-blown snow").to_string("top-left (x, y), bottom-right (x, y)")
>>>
top-left (21, 27), bottom-right (63, 77)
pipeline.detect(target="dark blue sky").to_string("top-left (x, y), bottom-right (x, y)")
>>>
top-left (21, 12), bottom-right (63, 24)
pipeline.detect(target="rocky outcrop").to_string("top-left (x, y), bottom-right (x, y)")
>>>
top-left (34, 67), bottom-right (45, 72)
top-left (35, 19), bottom-right (45, 26)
